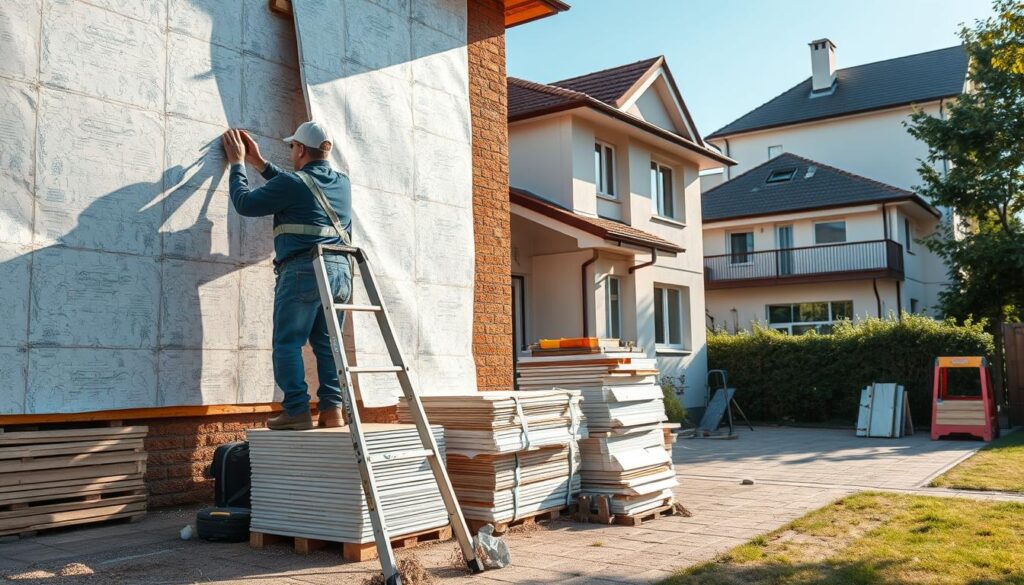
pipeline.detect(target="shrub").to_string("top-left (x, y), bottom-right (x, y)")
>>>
top-left (660, 375), bottom-right (688, 424)
top-left (707, 314), bottom-right (993, 424)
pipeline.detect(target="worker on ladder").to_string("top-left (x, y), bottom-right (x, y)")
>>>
top-left (221, 122), bottom-right (352, 431)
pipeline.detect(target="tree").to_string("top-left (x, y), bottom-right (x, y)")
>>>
top-left (906, 0), bottom-right (1024, 398)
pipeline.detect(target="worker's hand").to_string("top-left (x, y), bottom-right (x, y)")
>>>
top-left (221, 129), bottom-right (245, 165)
top-left (239, 130), bottom-right (268, 172)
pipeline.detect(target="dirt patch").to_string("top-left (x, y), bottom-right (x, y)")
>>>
top-left (363, 557), bottom-right (435, 585)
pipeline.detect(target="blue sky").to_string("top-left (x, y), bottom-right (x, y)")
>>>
top-left (507, 0), bottom-right (993, 136)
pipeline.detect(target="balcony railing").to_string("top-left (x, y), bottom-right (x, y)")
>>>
top-left (704, 239), bottom-right (904, 289)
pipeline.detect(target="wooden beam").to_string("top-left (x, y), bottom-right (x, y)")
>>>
top-left (267, 0), bottom-right (567, 29)
top-left (268, 0), bottom-right (292, 17)
top-left (0, 403), bottom-right (283, 426)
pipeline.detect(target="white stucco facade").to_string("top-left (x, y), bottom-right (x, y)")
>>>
top-left (702, 200), bottom-right (945, 334)
top-left (708, 102), bottom-right (948, 192)
top-left (509, 68), bottom-right (722, 407)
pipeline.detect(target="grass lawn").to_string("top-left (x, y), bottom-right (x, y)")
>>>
top-left (661, 492), bottom-right (1024, 585)
top-left (930, 431), bottom-right (1024, 493)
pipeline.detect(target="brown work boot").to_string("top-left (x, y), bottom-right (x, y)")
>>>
top-left (267, 410), bottom-right (313, 431)
top-left (317, 407), bottom-right (344, 428)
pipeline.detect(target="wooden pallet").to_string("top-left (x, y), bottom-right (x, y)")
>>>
top-left (250, 524), bottom-right (453, 562)
top-left (467, 504), bottom-right (570, 535)
top-left (613, 502), bottom-right (676, 527)
top-left (576, 495), bottom-right (678, 526)
top-left (0, 426), bottom-right (148, 537)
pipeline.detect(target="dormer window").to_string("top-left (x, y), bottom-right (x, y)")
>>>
top-left (594, 141), bottom-right (616, 198)
top-left (766, 168), bottom-right (797, 184)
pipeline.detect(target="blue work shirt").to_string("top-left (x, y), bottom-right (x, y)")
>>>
top-left (228, 159), bottom-right (352, 263)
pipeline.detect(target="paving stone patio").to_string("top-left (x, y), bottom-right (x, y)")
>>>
top-left (0, 427), bottom-right (1007, 585)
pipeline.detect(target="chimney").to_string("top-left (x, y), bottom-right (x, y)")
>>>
top-left (809, 38), bottom-right (837, 93)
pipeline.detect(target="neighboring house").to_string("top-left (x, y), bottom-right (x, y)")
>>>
top-left (699, 40), bottom-right (968, 331)
top-left (702, 153), bottom-right (940, 333)
top-left (506, 57), bottom-right (734, 405)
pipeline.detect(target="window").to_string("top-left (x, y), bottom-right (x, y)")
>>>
top-left (605, 276), bottom-right (621, 340)
top-left (594, 142), bottom-right (616, 197)
top-left (729, 232), bottom-right (754, 264)
top-left (767, 300), bottom-right (853, 334)
top-left (650, 161), bottom-right (675, 218)
top-left (768, 145), bottom-right (783, 160)
top-left (654, 286), bottom-right (688, 348)
top-left (766, 167), bottom-right (796, 184)
top-left (910, 298), bottom-right (920, 314)
top-left (903, 218), bottom-right (913, 253)
top-left (814, 221), bottom-right (847, 244)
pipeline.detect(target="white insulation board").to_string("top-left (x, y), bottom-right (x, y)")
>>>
top-left (291, 0), bottom-right (476, 406)
top-left (0, 0), bottom-right (476, 413)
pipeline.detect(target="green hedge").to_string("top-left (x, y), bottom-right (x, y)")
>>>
top-left (707, 314), bottom-right (993, 425)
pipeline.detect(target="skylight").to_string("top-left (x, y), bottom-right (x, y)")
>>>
top-left (766, 168), bottom-right (797, 184)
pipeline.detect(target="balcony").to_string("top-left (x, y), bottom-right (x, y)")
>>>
top-left (704, 239), bottom-right (905, 290)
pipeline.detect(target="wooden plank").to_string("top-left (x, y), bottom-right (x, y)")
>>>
top-left (0, 493), bottom-right (146, 522)
top-left (0, 403), bottom-right (281, 426)
top-left (0, 479), bottom-right (144, 506)
top-left (0, 501), bottom-right (147, 536)
top-left (0, 461), bottom-right (144, 488)
top-left (0, 473), bottom-right (142, 495)
top-left (0, 451), bottom-right (146, 474)
top-left (0, 427), bottom-right (147, 446)
top-left (250, 525), bottom-right (453, 562)
top-left (613, 502), bottom-right (674, 527)
top-left (0, 439), bottom-right (144, 459)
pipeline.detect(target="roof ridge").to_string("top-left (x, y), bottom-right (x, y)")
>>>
top-left (549, 56), bottom-right (662, 87)
top-left (705, 152), bottom-right (912, 197)
top-left (834, 44), bottom-right (963, 75)
top-left (508, 77), bottom-right (591, 100)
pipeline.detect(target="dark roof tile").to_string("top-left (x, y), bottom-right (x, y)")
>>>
top-left (548, 57), bottom-right (661, 106)
top-left (708, 45), bottom-right (967, 139)
top-left (702, 153), bottom-right (939, 221)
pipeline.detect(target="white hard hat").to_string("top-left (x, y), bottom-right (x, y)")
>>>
top-left (284, 121), bottom-right (332, 149)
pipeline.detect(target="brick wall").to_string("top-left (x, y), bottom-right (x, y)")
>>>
top-left (139, 413), bottom-right (265, 508)
top-left (468, 0), bottom-right (513, 391)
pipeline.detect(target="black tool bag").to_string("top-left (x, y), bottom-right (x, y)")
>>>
top-left (209, 441), bottom-right (251, 509)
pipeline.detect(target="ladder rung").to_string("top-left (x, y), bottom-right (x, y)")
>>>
top-left (335, 304), bottom-right (382, 312)
top-left (347, 366), bottom-right (404, 374)
top-left (368, 449), bottom-right (435, 464)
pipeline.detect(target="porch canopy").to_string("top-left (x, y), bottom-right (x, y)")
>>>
top-left (510, 188), bottom-right (683, 257)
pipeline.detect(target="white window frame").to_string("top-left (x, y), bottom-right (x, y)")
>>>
top-left (766, 300), bottom-right (853, 335)
top-left (768, 145), bottom-right (783, 160)
top-left (903, 217), bottom-right (914, 254)
top-left (650, 160), bottom-right (677, 220)
top-left (605, 276), bottom-right (622, 340)
top-left (594, 141), bottom-right (617, 199)
top-left (728, 231), bottom-right (754, 265)
top-left (813, 220), bottom-right (847, 244)
top-left (653, 285), bottom-right (688, 349)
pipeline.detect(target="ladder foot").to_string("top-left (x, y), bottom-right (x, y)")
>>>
top-left (467, 558), bottom-right (486, 574)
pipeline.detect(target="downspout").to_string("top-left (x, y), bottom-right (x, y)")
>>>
top-left (628, 247), bottom-right (658, 274)
top-left (882, 203), bottom-right (889, 239)
top-left (581, 249), bottom-right (599, 337)
top-left (896, 280), bottom-right (903, 322)
top-left (873, 279), bottom-right (882, 318)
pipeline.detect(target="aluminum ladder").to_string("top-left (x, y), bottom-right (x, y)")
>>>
top-left (311, 244), bottom-right (484, 584)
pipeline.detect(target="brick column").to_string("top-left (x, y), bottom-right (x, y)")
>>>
top-left (468, 0), bottom-right (513, 391)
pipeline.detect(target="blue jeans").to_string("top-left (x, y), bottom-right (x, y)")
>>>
top-left (273, 255), bottom-right (352, 416)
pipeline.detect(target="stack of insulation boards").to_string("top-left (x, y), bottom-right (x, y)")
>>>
top-left (399, 391), bottom-right (585, 527)
top-left (516, 347), bottom-right (677, 517)
top-left (247, 424), bottom-right (449, 544)
top-left (0, 426), bottom-right (148, 536)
